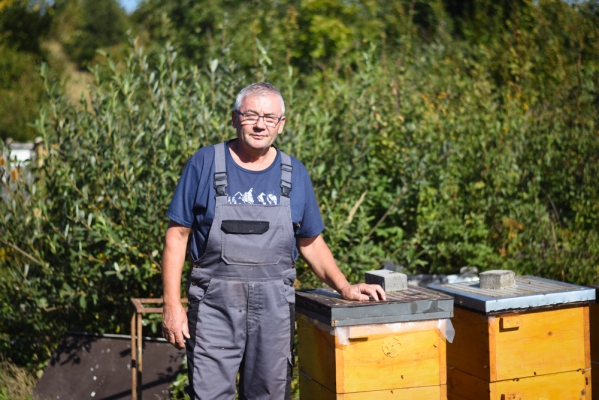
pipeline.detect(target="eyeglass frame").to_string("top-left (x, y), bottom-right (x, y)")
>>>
top-left (234, 109), bottom-right (283, 127)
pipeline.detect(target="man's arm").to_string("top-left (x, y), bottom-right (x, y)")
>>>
top-left (297, 235), bottom-right (386, 301)
top-left (161, 220), bottom-right (191, 349)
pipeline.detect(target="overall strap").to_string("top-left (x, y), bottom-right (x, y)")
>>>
top-left (280, 151), bottom-right (292, 197)
top-left (213, 142), bottom-right (228, 196)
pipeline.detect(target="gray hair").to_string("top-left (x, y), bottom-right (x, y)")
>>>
top-left (234, 82), bottom-right (285, 116)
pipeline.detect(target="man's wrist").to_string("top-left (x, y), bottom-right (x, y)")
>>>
top-left (337, 283), bottom-right (351, 293)
top-left (163, 296), bottom-right (183, 307)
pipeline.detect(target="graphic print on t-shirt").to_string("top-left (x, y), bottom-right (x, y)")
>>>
top-left (228, 188), bottom-right (278, 205)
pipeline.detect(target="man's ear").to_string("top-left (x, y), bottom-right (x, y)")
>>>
top-left (277, 116), bottom-right (286, 134)
top-left (231, 110), bottom-right (237, 127)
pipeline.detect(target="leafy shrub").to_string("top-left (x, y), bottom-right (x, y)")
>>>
top-left (0, 48), bottom-right (246, 369)
top-left (0, 0), bottom-right (598, 380)
top-left (0, 0), bottom-right (64, 142)
top-left (0, 45), bottom-right (46, 142)
top-left (61, 0), bottom-right (129, 67)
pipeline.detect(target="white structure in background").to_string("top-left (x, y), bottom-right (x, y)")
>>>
top-left (1, 139), bottom-right (40, 199)
top-left (3, 139), bottom-right (39, 163)
top-left (381, 260), bottom-right (481, 287)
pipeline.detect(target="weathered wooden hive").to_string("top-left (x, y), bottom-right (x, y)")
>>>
top-left (589, 285), bottom-right (599, 400)
top-left (429, 273), bottom-right (595, 400)
top-left (296, 285), bottom-right (454, 399)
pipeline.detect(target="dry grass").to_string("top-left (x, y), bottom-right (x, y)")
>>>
top-left (0, 361), bottom-right (36, 400)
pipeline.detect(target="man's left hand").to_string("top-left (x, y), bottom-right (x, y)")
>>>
top-left (340, 283), bottom-right (386, 301)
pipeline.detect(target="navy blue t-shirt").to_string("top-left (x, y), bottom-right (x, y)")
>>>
top-left (166, 141), bottom-right (325, 261)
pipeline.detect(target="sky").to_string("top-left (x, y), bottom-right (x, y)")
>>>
top-left (119, 0), bottom-right (142, 14)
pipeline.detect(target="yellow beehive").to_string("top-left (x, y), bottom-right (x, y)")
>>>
top-left (589, 286), bottom-right (599, 400)
top-left (296, 287), bottom-right (454, 399)
top-left (430, 275), bottom-right (594, 400)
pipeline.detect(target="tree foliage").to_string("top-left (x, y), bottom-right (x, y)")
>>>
top-left (0, 0), bottom-right (132, 141)
top-left (61, 0), bottom-right (130, 66)
top-left (0, 44), bottom-right (46, 142)
top-left (0, 0), bottom-right (54, 54)
top-left (0, 0), bottom-right (598, 383)
top-left (0, 0), bottom-right (57, 141)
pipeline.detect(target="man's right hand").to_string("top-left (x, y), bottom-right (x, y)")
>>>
top-left (162, 302), bottom-right (190, 350)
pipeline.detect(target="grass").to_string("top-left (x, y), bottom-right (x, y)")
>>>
top-left (0, 361), bottom-right (36, 400)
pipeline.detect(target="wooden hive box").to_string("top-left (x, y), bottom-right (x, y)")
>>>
top-left (430, 276), bottom-right (595, 400)
top-left (589, 286), bottom-right (599, 400)
top-left (296, 287), bottom-right (454, 399)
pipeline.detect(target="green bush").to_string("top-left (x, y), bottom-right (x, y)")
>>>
top-left (62, 0), bottom-right (129, 67)
top-left (0, 0), bottom-right (598, 381)
top-left (0, 45), bottom-right (45, 142)
top-left (0, 0), bottom-right (56, 142)
top-left (0, 49), bottom-right (245, 369)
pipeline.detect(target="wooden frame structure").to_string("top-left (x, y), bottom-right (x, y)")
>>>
top-left (130, 298), bottom-right (188, 400)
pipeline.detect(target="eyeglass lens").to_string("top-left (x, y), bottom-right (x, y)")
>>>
top-left (239, 112), bottom-right (280, 127)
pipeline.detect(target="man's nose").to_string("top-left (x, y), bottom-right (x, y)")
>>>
top-left (254, 116), bottom-right (267, 129)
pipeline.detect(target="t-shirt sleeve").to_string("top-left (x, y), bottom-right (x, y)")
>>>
top-left (294, 161), bottom-right (325, 238)
top-left (166, 158), bottom-right (202, 228)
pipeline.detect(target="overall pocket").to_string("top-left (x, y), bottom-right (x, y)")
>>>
top-left (221, 219), bottom-right (283, 265)
top-left (281, 268), bottom-right (297, 304)
top-left (187, 277), bottom-right (213, 304)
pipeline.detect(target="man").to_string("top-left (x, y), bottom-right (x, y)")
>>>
top-left (161, 82), bottom-right (385, 400)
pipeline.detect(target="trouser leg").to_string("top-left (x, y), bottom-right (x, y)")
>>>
top-left (239, 279), bottom-right (294, 400)
top-left (187, 278), bottom-right (249, 400)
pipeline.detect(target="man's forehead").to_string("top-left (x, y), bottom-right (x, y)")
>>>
top-left (240, 94), bottom-right (282, 113)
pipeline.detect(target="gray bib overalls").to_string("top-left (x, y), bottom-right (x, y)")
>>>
top-left (186, 142), bottom-right (296, 400)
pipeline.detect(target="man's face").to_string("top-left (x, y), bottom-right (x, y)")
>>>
top-left (232, 93), bottom-right (286, 153)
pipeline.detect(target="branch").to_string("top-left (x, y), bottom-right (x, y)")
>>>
top-left (0, 238), bottom-right (44, 266)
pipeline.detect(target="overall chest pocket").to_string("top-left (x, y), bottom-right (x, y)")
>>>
top-left (221, 219), bottom-right (284, 265)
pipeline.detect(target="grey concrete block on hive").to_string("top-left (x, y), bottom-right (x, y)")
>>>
top-left (479, 269), bottom-right (516, 290)
top-left (365, 270), bottom-right (408, 292)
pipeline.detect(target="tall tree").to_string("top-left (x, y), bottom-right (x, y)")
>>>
top-left (0, 0), bottom-right (57, 141)
top-left (0, 0), bottom-right (53, 54)
top-left (64, 0), bottom-right (129, 66)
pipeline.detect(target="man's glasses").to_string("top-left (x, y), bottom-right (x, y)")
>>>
top-left (235, 110), bottom-right (282, 128)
